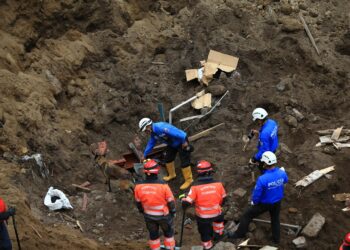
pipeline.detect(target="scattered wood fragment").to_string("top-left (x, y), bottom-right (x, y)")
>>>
top-left (79, 181), bottom-right (91, 188)
top-left (151, 61), bottom-right (166, 65)
top-left (333, 143), bottom-right (350, 149)
top-left (61, 213), bottom-right (76, 223)
top-left (76, 220), bottom-right (84, 232)
top-left (295, 166), bottom-right (335, 187)
top-left (299, 13), bottom-right (320, 55)
top-left (331, 127), bottom-right (343, 141)
top-left (317, 129), bottom-right (350, 135)
top-left (333, 193), bottom-right (350, 202)
top-left (81, 193), bottom-right (88, 211)
top-left (342, 207), bottom-right (350, 212)
top-left (30, 225), bottom-right (42, 238)
top-left (72, 184), bottom-right (91, 193)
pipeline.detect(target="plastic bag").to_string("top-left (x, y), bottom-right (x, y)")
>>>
top-left (44, 187), bottom-right (73, 211)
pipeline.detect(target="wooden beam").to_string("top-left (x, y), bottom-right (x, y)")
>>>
top-left (72, 184), bottom-right (91, 193)
top-left (331, 126), bottom-right (343, 141)
top-left (299, 13), bottom-right (320, 55)
top-left (188, 123), bottom-right (225, 142)
top-left (81, 193), bottom-right (88, 211)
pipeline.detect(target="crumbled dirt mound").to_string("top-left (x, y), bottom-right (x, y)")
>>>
top-left (0, 0), bottom-right (349, 249)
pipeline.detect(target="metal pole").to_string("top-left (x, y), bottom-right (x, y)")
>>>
top-left (169, 95), bottom-right (198, 124)
top-left (178, 209), bottom-right (186, 247)
top-left (12, 215), bottom-right (21, 250)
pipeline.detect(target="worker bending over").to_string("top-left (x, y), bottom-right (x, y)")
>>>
top-left (181, 160), bottom-right (226, 249)
top-left (139, 118), bottom-right (193, 190)
top-left (0, 198), bottom-right (15, 250)
top-left (230, 151), bottom-right (288, 244)
top-left (249, 108), bottom-right (278, 173)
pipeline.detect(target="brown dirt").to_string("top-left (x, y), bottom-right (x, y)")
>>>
top-left (0, 0), bottom-right (349, 249)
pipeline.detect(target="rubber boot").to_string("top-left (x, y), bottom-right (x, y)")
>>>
top-left (180, 166), bottom-right (193, 190)
top-left (163, 161), bottom-right (176, 181)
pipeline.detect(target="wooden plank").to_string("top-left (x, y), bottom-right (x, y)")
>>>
top-left (81, 193), bottom-right (88, 211)
top-left (299, 13), bottom-right (320, 55)
top-left (333, 193), bottom-right (350, 202)
top-left (317, 129), bottom-right (350, 135)
top-left (79, 181), bottom-right (91, 188)
top-left (295, 166), bottom-right (335, 187)
top-left (188, 123), bottom-right (225, 141)
top-left (333, 143), bottom-right (350, 148)
top-left (76, 220), bottom-right (84, 232)
top-left (30, 225), bottom-right (42, 238)
top-left (72, 184), bottom-right (91, 193)
top-left (319, 135), bottom-right (350, 144)
top-left (331, 126), bottom-right (343, 141)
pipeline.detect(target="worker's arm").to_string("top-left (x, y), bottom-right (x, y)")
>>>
top-left (164, 126), bottom-right (187, 143)
top-left (0, 207), bottom-right (15, 220)
top-left (251, 179), bottom-right (263, 205)
top-left (165, 185), bottom-right (176, 215)
top-left (253, 132), bottom-right (270, 161)
top-left (181, 188), bottom-right (195, 209)
top-left (143, 135), bottom-right (157, 158)
top-left (221, 184), bottom-right (227, 206)
top-left (134, 187), bottom-right (144, 213)
top-left (284, 172), bottom-right (289, 184)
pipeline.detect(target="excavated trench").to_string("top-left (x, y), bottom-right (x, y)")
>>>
top-left (0, 0), bottom-right (349, 249)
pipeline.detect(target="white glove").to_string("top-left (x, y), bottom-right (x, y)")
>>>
top-left (280, 167), bottom-right (285, 171)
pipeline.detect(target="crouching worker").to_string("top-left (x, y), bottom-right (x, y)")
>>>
top-left (340, 233), bottom-right (350, 250)
top-left (0, 198), bottom-right (15, 250)
top-left (134, 159), bottom-right (176, 250)
top-left (181, 161), bottom-right (226, 250)
top-left (229, 151), bottom-right (288, 244)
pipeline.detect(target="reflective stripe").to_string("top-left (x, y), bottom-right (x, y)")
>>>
top-left (144, 210), bottom-right (167, 216)
top-left (197, 212), bottom-right (221, 218)
top-left (164, 236), bottom-right (175, 249)
top-left (144, 205), bottom-right (165, 210)
top-left (166, 197), bottom-right (174, 202)
top-left (149, 238), bottom-right (161, 250)
top-left (197, 205), bottom-right (220, 211)
top-left (213, 222), bottom-right (224, 227)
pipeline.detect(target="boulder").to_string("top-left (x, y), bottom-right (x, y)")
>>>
top-left (212, 241), bottom-right (236, 250)
top-left (279, 17), bottom-right (303, 32)
top-left (301, 213), bottom-right (325, 237)
top-left (285, 115), bottom-right (298, 128)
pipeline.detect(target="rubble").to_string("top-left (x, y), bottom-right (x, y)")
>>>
top-left (301, 213), bottom-right (325, 237)
top-left (212, 241), bottom-right (236, 250)
top-left (293, 236), bottom-right (307, 248)
top-left (233, 188), bottom-right (247, 197)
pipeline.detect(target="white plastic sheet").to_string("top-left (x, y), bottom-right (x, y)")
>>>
top-left (44, 187), bottom-right (73, 211)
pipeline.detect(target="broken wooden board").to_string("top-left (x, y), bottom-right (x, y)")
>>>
top-left (191, 93), bottom-right (212, 109)
top-left (342, 207), bottom-right (350, 212)
top-left (259, 246), bottom-right (278, 250)
top-left (72, 184), bottom-right (91, 193)
top-left (81, 193), bottom-right (88, 211)
top-left (318, 135), bottom-right (350, 144)
top-left (333, 193), bottom-right (350, 202)
top-left (317, 129), bottom-right (350, 135)
top-left (331, 126), bottom-right (343, 141)
top-left (188, 123), bottom-right (225, 141)
top-left (295, 166), bottom-right (335, 187)
top-left (333, 143), bottom-right (350, 149)
top-left (207, 50), bottom-right (239, 72)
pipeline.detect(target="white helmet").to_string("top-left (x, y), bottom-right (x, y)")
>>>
top-left (139, 118), bottom-right (153, 132)
top-left (261, 151), bottom-right (277, 165)
top-left (252, 108), bottom-right (268, 121)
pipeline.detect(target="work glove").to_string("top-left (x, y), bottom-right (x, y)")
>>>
top-left (249, 158), bottom-right (257, 165)
top-left (7, 207), bottom-right (15, 216)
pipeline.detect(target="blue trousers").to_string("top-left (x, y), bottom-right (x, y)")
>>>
top-left (0, 222), bottom-right (12, 250)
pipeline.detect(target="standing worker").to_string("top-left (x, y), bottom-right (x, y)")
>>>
top-left (0, 198), bottom-right (15, 250)
top-left (340, 233), bottom-right (350, 250)
top-left (181, 160), bottom-right (226, 249)
top-left (229, 151), bottom-right (288, 244)
top-left (134, 159), bottom-right (176, 250)
top-left (139, 118), bottom-right (193, 190)
top-left (249, 108), bottom-right (278, 172)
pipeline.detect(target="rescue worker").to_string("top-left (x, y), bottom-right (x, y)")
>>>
top-left (229, 151), bottom-right (288, 244)
top-left (181, 160), bottom-right (226, 249)
top-left (340, 233), bottom-right (350, 250)
top-left (134, 159), bottom-right (176, 250)
top-left (249, 108), bottom-right (278, 173)
top-left (0, 198), bottom-right (15, 250)
top-left (139, 118), bottom-right (193, 190)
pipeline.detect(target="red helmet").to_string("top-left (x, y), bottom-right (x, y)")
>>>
top-left (197, 160), bottom-right (213, 174)
top-left (344, 233), bottom-right (350, 246)
top-left (143, 159), bottom-right (160, 174)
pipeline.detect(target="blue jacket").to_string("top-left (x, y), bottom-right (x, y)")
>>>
top-left (254, 119), bottom-right (278, 161)
top-left (144, 122), bottom-right (187, 157)
top-left (252, 167), bottom-right (288, 204)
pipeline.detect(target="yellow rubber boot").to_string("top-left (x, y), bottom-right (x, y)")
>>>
top-left (163, 161), bottom-right (176, 181)
top-left (180, 166), bottom-right (193, 190)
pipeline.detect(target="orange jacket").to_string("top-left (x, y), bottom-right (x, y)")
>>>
top-left (134, 180), bottom-right (175, 216)
top-left (183, 178), bottom-right (226, 218)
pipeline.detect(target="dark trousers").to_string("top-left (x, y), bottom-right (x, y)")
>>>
top-left (0, 222), bottom-right (12, 250)
top-left (144, 215), bottom-right (174, 240)
top-left (236, 201), bottom-right (281, 243)
top-left (164, 144), bottom-right (191, 168)
top-left (196, 214), bottom-right (224, 242)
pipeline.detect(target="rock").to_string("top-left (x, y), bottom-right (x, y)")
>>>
top-left (233, 188), bottom-right (247, 197)
top-left (95, 195), bottom-right (102, 201)
top-left (298, 3), bottom-right (307, 10)
top-left (92, 229), bottom-right (100, 234)
top-left (301, 213), bottom-right (325, 237)
top-left (248, 222), bottom-right (256, 232)
top-left (97, 223), bottom-right (104, 227)
top-left (292, 108), bottom-right (304, 121)
top-left (293, 236), bottom-right (307, 248)
top-left (207, 85), bottom-right (227, 97)
top-left (345, 199), bottom-right (350, 207)
top-left (280, 143), bottom-right (293, 154)
top-left (98, 237), bottom-right (103, 242)
top-left (285, 115), bottom-right (298, 128)
top-left (288, 207), bottom-right (298, 213)
top-left (276, 82), bottom-right (286, 92)
top-left (325, 11), bottom-right (331, 18)
top-left (212, 241), bottom-right (236, 250)
top-left (309, 9), bottom-right (318, 17)
top-left (276, 77), bottom-right (291, 92)
top-left (322, 146), bottom-right (336, 155)
top-left (20, 168), bottom-right (27, 174)
top-left (280, 4), bottom-right (293, 15)
top-left (191, 246), bottom-right (203, 250)
top-left (279, 17), bottom-right (303, 32)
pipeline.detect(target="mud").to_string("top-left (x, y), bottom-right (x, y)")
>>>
top-left (0, 0), bottom-right (349, 249)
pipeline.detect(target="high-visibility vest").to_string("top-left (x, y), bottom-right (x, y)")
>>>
top-left (134, 182), bottom-right (174, 216)
top-left (0, 198), bottom-right (7, 223)
top-left (183, 181), bottom-right (226, 218)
